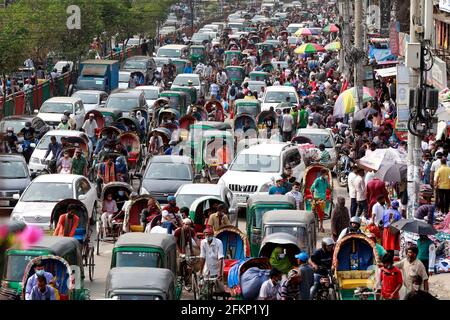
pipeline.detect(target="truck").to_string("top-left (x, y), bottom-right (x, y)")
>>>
top-left (75, 60), bottom-right (119, 94)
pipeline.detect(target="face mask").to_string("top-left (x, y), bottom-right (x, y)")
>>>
top-left (118, 191), bottom-right (124, 196)
top-left (278, 253), bottom-right (286, 259)
top-left (413, 284), bottom-right (420, 291)
top-left (207, 236), bottom-right (213, 242)
top-left (7, 132), bottom-right (12, 136)
top-left (35, 269), bottom-right (44, 276)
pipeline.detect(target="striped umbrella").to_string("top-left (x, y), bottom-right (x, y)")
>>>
top-left (294, 43), bottom-right (326, 54)
top-left (294, 28), bottom-right (314, 36)
top-left (325, 41), bottom-right (341, 52)
top-left (322, 24), bottom-right (340, 33)
top-left (333, 87), bottom-right (376, 117)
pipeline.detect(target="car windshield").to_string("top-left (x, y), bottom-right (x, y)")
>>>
top-left (267, 226), bottom-right (307, 249)
top-left (157, 48), bottom-right (181, 58)
top-left (0, 119), bottom-right (27, 133)
top-left (37, 135), bottom-right (63, 150)
top-left (175, 194), bottom-right (215, 209)
top-left (123, 60), bottom-right (147, 69)
top-left (141, 89), bottom-right (159, 100)
top-left (106, 97), bottom-right (139, 111)
top-left (39, 102), bottom-right (73, 114)
top-left (230, 154), bottom-right (280, 173)
top-left (173, 76), bottom-right (200, 86)
top-left (297, 133), bottom-right (333, 148)
top-left (264, 91), bottom-right (297, 104)
top-left (5, 254), bottom-right (36, 281)
top-left (191, 47), bottom-right (204, 55)
top-left (116, 251), bottom-right (161, 268)
top-left (0, 160), bottom-right (28, 178)
top-left (236, 104), bottom-right (258, 116)
top-left (253, 207), bottom-right (273, 229)
top-left (145, 163), bottom-right (192, 180)
top-left (192, 34), bottom-right (209, 41)
top-left (119, 73), bottom-right (130, 82)
top-left (114, 295), bottom-right (163, 300)
top-left (21, 182), bottom-right (73, 202)
top-left (72, 92), bottom-right (98, 104)
top-left (154, 58), bottom-right (169, 67)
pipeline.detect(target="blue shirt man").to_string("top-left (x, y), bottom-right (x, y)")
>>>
top-left (183, 65), bottom-right (193, 74)
top-left (28, 276), bottom-right (56, 300)
top-left (44, 137), bottom-right (61, 159)
top-left (269, 179), bottom-right (287, 195)
top-left (25, 270), bottom-right (54, 300)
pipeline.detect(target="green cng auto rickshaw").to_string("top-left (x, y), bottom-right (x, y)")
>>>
top-left (234, 99), bottom-right (261, 118)
top-left (246, 195), bottom-right (296, 257)
top-left (98, 108), bottom-right (123, 127)
top-left (249, 71), bottom-right (270, 82)
top-left (262, 210), bottom-right (316, 256)
top-left (171, 86), bottom-right (198, 105)
top-left (172, 59), bottom-right (189, 75)
top-left (159, 91), bottom-right (188, 116)
top-left (0, 236), bottom-right (88, 300)
top-left (189, 45), bottom-right (207, 66)
top-left (225, 66), bottom-right (245, 86)
top-left (105, 267), bottom-right (176, 300)
top-left (224, 50), bottom-right (244, 66)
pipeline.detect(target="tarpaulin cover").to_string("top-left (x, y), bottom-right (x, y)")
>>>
top-left (240, 267), bottom-right (271, 300)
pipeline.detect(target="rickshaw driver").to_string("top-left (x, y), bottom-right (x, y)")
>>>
top-left (174, 218), bottom-right (199, 255)
top-left (140, 197), bottom-right (161, 230)
top-left (53, 204), bottom-right (80, 237)
top-left (25, 260), bottom-right (55, 300)
top-left (310, 238), bottom-right (335, 299)
top-left (310, 168), bottom-right (331, 233)
top-left (337, 216), bottom-right (363, 241)
top-left (199, 226), bottom-right (225, 292)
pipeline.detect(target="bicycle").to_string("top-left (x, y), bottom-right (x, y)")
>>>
top-left (192, 272), bottom-right (219, 300)
top-left (177, 254), bottom-right (200, 292)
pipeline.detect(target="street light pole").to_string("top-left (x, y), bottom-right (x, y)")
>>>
top-left (354, 0), bottom-right (364, 112)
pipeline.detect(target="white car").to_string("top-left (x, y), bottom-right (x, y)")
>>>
top-left (218, 142), bottom-right (305, 208)
top-left (296, 128), bottom-right (337, 170)
top-left (261, 86), bottom-right (300, 111)
top-left (134, 85), bottom-right (163, 110)
top-left (119, 71), bottom-right (131, 89)
top-left (10, 174), bottom-right (97, 230)
top-left (29, 130), bottom-right (92, 173)
top-left (171, 73), bottom-right (204, 99)
top-left (37, 97), bottom-right (85, 129)
top-left (53, 60), bottom-right (74, 74)
top-left (71, 90), bottom-right (108, 113)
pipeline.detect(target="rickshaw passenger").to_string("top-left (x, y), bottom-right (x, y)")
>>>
top-left (174, 218), bottom-right (199, 255)
top-left (136, 111), bottom-right (146, 132)
top-left (115, 156), bottom-right (128, 182)
top-left (25, 260), bottom-right (54, 300)
top-left (97, 155), bottom-right (118, 191)
top-left (140, 198), bottom-right (161, 230)
top-left (161, 196), bottom-right (182, 234)
top-left (53, 204), bottom-right (80, 237)
top-left (28, 275), bottom-right (56, 300)
top-left (115, 189), bottom-right (129, 211)
top-left (149, 132), bottom-right (164, 155)
top-left (102, 193), bottom-right (118, 233)
top-left (207, 204), bottom-right (231, 232)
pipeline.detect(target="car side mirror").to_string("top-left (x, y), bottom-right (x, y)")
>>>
top-left (78, 194), bottom-right (87, 201)
top-left (152, 52), bottom-right (156, 57)
top-left (30, 143), bottom-right (36, 148)
top-left (13, 194), bottom-right (20, 200)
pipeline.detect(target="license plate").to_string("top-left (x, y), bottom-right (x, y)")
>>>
top-left (0, 200), bottom-right (9, 206)
top-left (236, 195), bottom-right (248, 203)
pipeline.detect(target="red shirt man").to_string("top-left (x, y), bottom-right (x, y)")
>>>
top-left (366, 177), bottom-right (390, 218)
top-left (379, 254), bottom-right (403, 300)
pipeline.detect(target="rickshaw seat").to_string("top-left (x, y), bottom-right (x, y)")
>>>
top-left (74, 228), bottom-right (86, 242)
top-left (130, 225), bottom-right (144, 232)
top-left (336, 271), bottom-right (375, 290)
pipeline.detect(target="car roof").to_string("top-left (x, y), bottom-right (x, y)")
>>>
top-left (125, 56), bottom-right (151, 61)
top-left (33, 173), bottom-right (79, 183)
top-left (0, 153), bottom-right (27, 162)
top-left (43, 129), bottom-right (88, 138)
top-left (264, 85), bottom-right (296, 93)
top-left (150, 155), bottom-right (192, 164)
top-left (297, 128), bottom-right (332, 135)
top-left (177, 183), bottom-right (224, 195)
top-left (239, 142), bottom-right (290, 156)
top-left (107, 267), bottom-right (174, 292)
top-left (175, 74), bottom-right (200, 78)
top-left (135, 86), bottom-right (161, 90)
top-left (159, 44), bottom-right (187, 49)
top-left (1, 115), bottom-right (34, 121)
top-left (262, 210), bottom-right (314, 224)
top-left (109, 90), bottom-right (142, 97)
top-left (72, 90), bottom-right (105, 95)
top-left (43, 97), bottom-right (80, 103)
top-left (248, 194), bottom-right (297, 207)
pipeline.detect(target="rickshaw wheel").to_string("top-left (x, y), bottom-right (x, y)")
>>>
top-left (88, 247), bottom-right (95, 281)
top-left (192, 273), bottom-right (198, 300)
top-left (96, 227), bottom-right (101, 255)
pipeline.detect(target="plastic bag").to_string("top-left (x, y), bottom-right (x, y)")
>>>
top-left (240, 267), bottom-right (270, 300)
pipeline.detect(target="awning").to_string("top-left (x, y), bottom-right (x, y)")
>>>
top-left (434, 12), bottom-right (450, 25)
top-left (374, 67), bottom-right (397, 78)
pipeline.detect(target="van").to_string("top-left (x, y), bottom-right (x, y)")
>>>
top-left (156, 44), bottom-right (188, 59)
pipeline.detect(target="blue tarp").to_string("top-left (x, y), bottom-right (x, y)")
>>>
top-left (369, 46), bottom-right (397, 62)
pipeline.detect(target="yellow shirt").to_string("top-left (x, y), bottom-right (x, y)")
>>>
top-left (435, 164), bottom-right (450, 189)
top-left (207, 212), bottom-right (231, 232)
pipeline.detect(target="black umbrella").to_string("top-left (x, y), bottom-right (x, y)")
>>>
top-left (375, 162), bottom-right (407, 183)
top-left (391, 219), bottom-right (437, 235)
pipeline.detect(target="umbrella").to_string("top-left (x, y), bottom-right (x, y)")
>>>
top-left (322, 24), bottom-right (340, 33)
top-left (353, 107), bottom-right (379, 122)
top-left (294, 43), bottom-right (326, 54)
top-left (357, 147), bottom-right (404, 171)
top-left (391, 219), bottom-right (437, 235)
top-left (294, 28), bottom-right (314, 36)
top-left (324, 59), bottom-right (338, 70)
top-left (375, 162), bottom-right (407, 182)
top-left (325, 41), bottom-right (341, 52)
top-left (333, 87), bottom-right (376, 117)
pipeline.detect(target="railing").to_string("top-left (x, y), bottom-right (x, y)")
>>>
top-left (0, 45), bottom-right (143, 120)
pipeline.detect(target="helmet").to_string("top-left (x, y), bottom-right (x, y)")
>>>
top-left (322, 237), bottom-right (335, 247)
top-left (350, 216), bottom-right (361, 225)
top-left (391, 200), bottom-right (400, 209)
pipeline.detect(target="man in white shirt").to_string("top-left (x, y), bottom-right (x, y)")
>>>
top-left (371, 195), bottom-right (386, 226)
top-left (199, 226), bottom-right (224, 292)
top-left (210, 82), bottom-right (220, 100)
top-left (282, 109), bottom-right (294, 142)
top-left (353, 168), bottom-right (368, 217)
top-left (258, 268), bottom-right (282, 300)
top-left (430, 152), bottom-right (443, 186)
top-left (348, 166), bottom-right (358, 217)
top-left (82, 113), bottom-right (98, 146)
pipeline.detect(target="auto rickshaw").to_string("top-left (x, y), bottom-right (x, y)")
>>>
top-left (333, 233), bottom-right (379, 300)
top-left (119, 131), bottom-right (143, 177)
top-left (262, 210), bottom-right (316, 256)
top-left (302, 164), bottom-right (333, 220)
top-left (224, 50), bottom-right (243, 66)
top-left (123, 194), bottom-right (161, 233)
top-left (246, 195), bottom-right (296, 257)
top-left (110, 232), bottom-right (181, 298)
top-left (261, 61), bottom-right (274, 73)
top-left (105, 267), bottom-right (177, 300)
top-left (171, 86), bottom-right (198, 105)
top-left (50, 199), bottom-right (95, 281)
top-left (249, 71), bottom-right (270, 82)
top-left (189, 45), bottom-right (207, 66)
top-left (189, 196), bottom-right (225, 235)
top-left (225, 66), bottom-right (245, 86)
top-left (0, 236), bottom-right (88, 300)
top-left (83, 109), bottom-right (105, 138)
top-left (235, 99), bottom-right (261, 118)
top-left (97, 108), bottom-right (123, 126)
top-left (204, 100), bottom-right (225, 122)
top-left (61, 136), bottom-right (90, 160)
top-left (259, 232), bottom-right (301, 272)
top-left (159, 91), bottom-right (188, 117)
top-left (172, 59), bottom-right (189, 75)
top-left (233, 113), bottom-right (258, 140)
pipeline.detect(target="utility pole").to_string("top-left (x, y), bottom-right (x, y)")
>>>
top-left (339, 0), bottom-right (351, 80)
top-left (354, 0), bottom-right (364, 112)
top-left (407, 0), bottom-right (420, 219)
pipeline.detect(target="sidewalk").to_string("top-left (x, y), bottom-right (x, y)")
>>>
top-left (429, 273), bottom-right (450, 299)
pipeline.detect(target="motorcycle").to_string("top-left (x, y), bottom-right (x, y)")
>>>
top-left (313, 273), bottom-right (336, 300)
top-left (19, 139), bottom-right (37, 164)
top-left (335, 148), bottom-right (353, 188)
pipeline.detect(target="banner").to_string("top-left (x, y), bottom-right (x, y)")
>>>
top-left (396, 65), bottom-right (409, 130)
top-left (389, 21), bottom-right (399, 56)
top-left (380, 0), bottom-right (392, 37)
top-left (428, 56), bottom-right (448, 90)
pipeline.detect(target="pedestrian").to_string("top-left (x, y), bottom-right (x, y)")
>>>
top-left (207, 204), bottom-right (231, 232)
top-left (366, 176), bottom-right (390, 218)
top-left (70, 148), bottom-right (87, 176)
top-left (414, 204), bottom-right (435, 225)
top-left (277, 269), bottom-right (301, 300)
top-left (382, 200), bottom-right (402, 254)
top-left (296, 252), bottom-right (314, 300)
top-left (377, 253), bottom-right (403, 300)
top-left (434, 157), bottom-right (450, 214)
top-left (269, 178), bottom-right (288, 195)
top-left (310, 169), bottom-right (331, 233)
top-left (430, 151), bottom-right (443, 187)
top-left (330, 197), bottom-right (350, 242)
top-left (352, 168), bottom-right (368, 217)
top-left (348, 166), bottom-right (358, 217)
top-left (395, 245), bottom-right (429, 296)
top-left (403, 275), bottom-right (437, 300)
top-left (82, 113), bottom-right (98, 146)
top-left (258, 268), bottom-right (282, 300)
top-left (53, 204), bottom-right (80, 237)
top-left (416, 234), bottom-right (434, 276)
top-left (371, 195), bottom-right (386, 226)
top-left (141, 39), bottom-right (149, 56)
top-left (298, 104), bottom-right (308, 129)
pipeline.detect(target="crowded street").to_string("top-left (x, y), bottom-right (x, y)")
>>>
top-left (1, 0), bottom-right (450, 303)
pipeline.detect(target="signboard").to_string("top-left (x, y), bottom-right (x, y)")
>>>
top-left (440, 0), bottom-right (450, 13)
top-left (380, 0), bottom-right (392, 37)
top-left (428, 56), bottom-right (448, 90)
top-left (389, 21), bottom-right (399, 56)
top-left (396, 65), bottom-right (409, 128)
